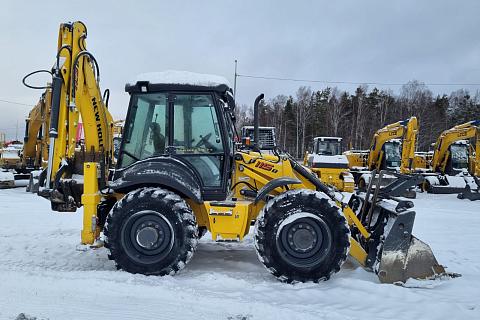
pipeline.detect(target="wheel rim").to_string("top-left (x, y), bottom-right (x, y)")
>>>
top-left (121, 210), bottom-right (175, 264)
top-left (276, 212), bottom-right (332, 268)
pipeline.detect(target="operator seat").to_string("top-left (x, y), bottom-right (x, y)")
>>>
top-left (150, 122), bottom-right (166, 154)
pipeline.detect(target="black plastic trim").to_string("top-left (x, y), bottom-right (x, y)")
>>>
top-left (254, 177), bottom-right (301, 204)
top-left (111, 157), bottom-right (203, 203)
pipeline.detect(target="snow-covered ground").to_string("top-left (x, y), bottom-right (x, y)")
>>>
top-left (0, 188), bottom-right (479, 320)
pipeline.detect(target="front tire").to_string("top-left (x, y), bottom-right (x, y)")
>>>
top-left (254, 189), bottom-right (350, 283)
top-left (104, 187), bottom-right (198, 276)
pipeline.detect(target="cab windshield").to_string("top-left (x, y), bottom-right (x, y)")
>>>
top-left (384, 142), bottom-right (401, 168)
top-left (118, 92), bottom-right (223, 169)
top-left (450, 144), bottom-right (469, 170)
top-left (315, 140), bottom-right (341, 155)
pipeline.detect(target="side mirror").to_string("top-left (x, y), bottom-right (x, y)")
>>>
top-left (226, 91), bottom-right (235, 111)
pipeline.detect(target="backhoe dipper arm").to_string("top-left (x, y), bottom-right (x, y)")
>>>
top-left (42, 21), bottom-right (113, 244)
top-left (431, 120), bottom-right (479, 174)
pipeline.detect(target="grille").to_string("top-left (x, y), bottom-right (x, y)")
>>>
top-left (257, 129), bottom-right (276, 149)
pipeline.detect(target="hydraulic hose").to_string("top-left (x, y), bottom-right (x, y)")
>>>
top-left (70, 51), bottom-right (100, 103)
top-left (22, 70), bottom-right (52, 90)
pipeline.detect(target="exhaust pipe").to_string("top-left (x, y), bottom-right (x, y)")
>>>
top-left (253, 93), bottom-right (264, 150)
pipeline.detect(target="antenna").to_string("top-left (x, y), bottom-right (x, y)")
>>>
top-left (233, 59), bottom-right (238, 100)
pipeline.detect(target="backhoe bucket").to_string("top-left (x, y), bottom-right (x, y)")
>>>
top-left (376, 209), bottom-right (446, 284)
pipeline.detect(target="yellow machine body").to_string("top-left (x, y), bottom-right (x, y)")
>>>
top-left (308, 167), bottom-right (354, 192)
top-left (29, 21), bottom-right (449, 284)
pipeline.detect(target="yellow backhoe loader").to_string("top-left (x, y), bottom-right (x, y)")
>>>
top-left (304, 137), bottom-right (354, 192)
top-left (418, 120), bottom-right (479, 199)
top-left (27, 21), bottom-right (454, 284)
top-left (344, 117), bottom-right (420, 196)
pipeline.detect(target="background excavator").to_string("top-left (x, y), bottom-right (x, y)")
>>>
top-left (22, 89), bottom-right (51, 171)
top-left (417, 120), bottom-right (479, 199)
top-left (304, 137), bottom-right (354, 192)
top-left (0, 87), bottom-right (52, 189)
top-left (27, 21), bottom-right (452, 285)
top-left (344, 117), bottom-right (420, 196)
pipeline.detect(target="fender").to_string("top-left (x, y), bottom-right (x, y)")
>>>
top-left (111, 157), bottom-right (203, 203)
top-left (254, 177), bottom-right (301, 204)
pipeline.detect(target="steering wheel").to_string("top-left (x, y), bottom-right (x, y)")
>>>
top-left (195, 132), bottom-right (213, 148)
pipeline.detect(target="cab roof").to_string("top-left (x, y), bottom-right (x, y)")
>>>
top-left (125, 70), bottom-right (231, 94)
top-left (313, 137), bottom-right (342, 141)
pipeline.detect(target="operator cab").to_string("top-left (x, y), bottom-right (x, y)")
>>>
top-left (446, 140), bottom-right (469, 174)
top-left (113, 71), bottom-right (236, 201)
top-left (307, 137), bottom-right (348, 169)
top-left (382, 140), bottom-right (402, 170)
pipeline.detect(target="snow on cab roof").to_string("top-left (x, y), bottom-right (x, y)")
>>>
top-left (130, 70), bottom-right (231, 88)
top-left (313, 136), bottom-right (342, 141)
top-left (243, 126), bottom-right (275, 129)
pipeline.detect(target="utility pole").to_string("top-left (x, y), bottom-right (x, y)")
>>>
top-left (233, 59), bottom-right (238, 100)
top-left (16, 120), bottom-right (18, 141)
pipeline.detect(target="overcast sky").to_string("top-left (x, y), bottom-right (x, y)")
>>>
top-left (1, 0), bottom-right (479, 139)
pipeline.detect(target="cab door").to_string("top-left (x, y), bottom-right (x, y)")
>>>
top-left (169, 93), bottom-right (228, 200)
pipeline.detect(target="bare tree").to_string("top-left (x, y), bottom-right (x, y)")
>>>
top-left (326, 88), bottom-right (348, 136)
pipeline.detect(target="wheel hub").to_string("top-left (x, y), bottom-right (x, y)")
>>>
top-left (277, 213), bottom-right (332, 268)
top-left (136, 226), bottom-right (161, 249)
top-left (290, 226), bottom-right (319, 252)
top-left (121, 210), bottom-right (174, 264)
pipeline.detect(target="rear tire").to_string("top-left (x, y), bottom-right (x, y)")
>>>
top-left (254, 189), bottom-right (350, 283)
top-left (104, 187), bottom-right (198, 276)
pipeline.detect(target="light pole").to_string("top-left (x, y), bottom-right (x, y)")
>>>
top-left (233, 59), bottom-right (238, 100)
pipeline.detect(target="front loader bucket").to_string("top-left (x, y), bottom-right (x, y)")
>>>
top-left (377, 210), bottom-right (446, 284)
